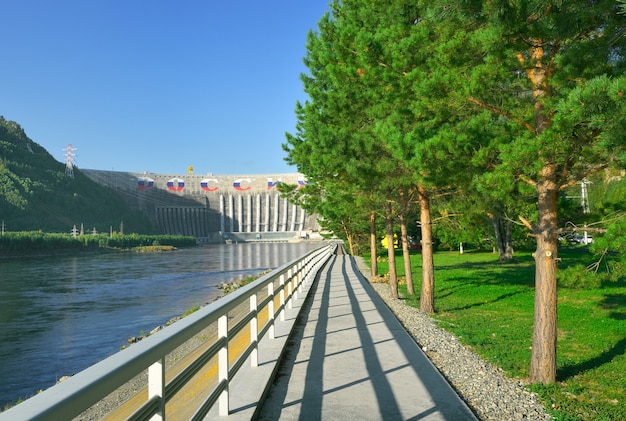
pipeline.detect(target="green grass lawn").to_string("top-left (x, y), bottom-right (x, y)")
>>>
top-left (369, 248), bottom-right (626, 420)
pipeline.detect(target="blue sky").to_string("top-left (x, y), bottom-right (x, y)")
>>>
top-left (0, 1), bottom-right (331, 175)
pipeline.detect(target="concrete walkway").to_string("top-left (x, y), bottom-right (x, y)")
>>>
top-left (255, 252), bottom-right (477, 420)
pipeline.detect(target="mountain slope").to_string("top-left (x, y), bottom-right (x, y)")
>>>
top-left (0, 116), bottom-right (153, 233)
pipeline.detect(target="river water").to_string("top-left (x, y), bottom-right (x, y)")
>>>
top-left (0, 242), bottom-right (325, 408)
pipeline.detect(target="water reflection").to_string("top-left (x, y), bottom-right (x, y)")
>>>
top-left (0, 242), bottom-right (324, 407)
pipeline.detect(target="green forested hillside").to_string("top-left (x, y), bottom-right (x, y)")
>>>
top-left (0, 117), bottom-right (153, 233)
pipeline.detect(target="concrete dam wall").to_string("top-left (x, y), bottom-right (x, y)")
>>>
top-left (82, 170), bottom-right (319, 241)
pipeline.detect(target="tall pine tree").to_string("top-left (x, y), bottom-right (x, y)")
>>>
top-left (417, 0), bottom-right (626, 384)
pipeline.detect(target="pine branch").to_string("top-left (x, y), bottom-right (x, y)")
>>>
top-left (518, 215), bottom-right (535, 232)
top-left (431, 214), bottom-right (463, 223)
top-left (467, 96), bottom-right (537, 134)
top-left (559, 164), bottom-right (609, 191)
top-left (518, 174), bottom-right (536, 187)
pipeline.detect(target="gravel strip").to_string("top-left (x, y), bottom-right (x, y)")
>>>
top-left (355, 258), bottom-right (552, 421)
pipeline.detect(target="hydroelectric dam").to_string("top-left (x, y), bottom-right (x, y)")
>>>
top-left (82, 170), bottom-right (320, 243)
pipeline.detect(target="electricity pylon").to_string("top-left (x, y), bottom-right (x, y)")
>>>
top-left (63, 144), bottom-right (76, 178)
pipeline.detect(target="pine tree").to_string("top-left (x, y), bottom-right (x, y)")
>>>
top-left (417, 0), bottom-right (626, 384)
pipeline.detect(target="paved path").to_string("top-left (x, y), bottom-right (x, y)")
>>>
top-left (255, 251), bottom-right (477, 420)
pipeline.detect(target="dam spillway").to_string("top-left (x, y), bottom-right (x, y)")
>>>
top-left (82, 170), bottom-right (319, 242)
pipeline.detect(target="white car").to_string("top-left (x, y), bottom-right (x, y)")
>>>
top-left (574, 234), bottom-right (593, 244)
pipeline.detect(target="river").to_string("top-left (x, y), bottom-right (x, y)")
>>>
top-left (0, 241), bottom-right (326, 408)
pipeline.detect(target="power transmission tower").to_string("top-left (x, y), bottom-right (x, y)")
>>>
top-left (580, 178), bottom-right (591, 214)
top-left (63, 144), bottom-right (77, 178)
top-left (567, 178), bottom-right (592, 214)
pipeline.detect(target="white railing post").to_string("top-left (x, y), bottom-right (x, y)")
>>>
top-left (287, 269), bottom-right (293, 309)
top-left (298, 262), bottom-right (304, 294)
top-left (218, 314), bottom-right (229, 416)
top-left (268, 282), bottom-right (275, 339)
top-left (148, 358), bottom-right (165, 421)
top-left (279, 274), bottom-right (286, 321)
top-left (293, 266), bottom-right (299, 302)
top-left (267, 281), bottom-right (276, 339)
top-left (250, 294), bottom-right (258, 367)
top-left (305, 260), bottom-right (312, 284)
top-left (293, 264), bottom-right (300, 300)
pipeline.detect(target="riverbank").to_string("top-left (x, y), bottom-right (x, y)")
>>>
top-left (0, 232), bottom-right (196, 259)
top-left (1, 245), bottom-right (182, 261)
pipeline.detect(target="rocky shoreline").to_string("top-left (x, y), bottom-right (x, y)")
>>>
top-left (72, 285), bottom-right (244, 420)
top-left (121, 269), bottom-right (270, 348)
top-left (66, 275), bottom-right (261, 420)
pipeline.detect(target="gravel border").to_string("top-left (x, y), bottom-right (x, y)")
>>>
top-left (355, 257), bottom-right (552, 421)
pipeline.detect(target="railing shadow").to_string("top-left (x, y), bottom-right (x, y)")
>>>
top-left (346, 256), bottom-right (476, 420)
top-left (254, 256), bottom-right (333, 420)
top-left (258, 254), bottom-right (478, 420)
top-left (341, 257), bottom-right (403, 419)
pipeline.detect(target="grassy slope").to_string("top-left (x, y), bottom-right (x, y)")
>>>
top-left (370, 248), bottom-right (626, 420)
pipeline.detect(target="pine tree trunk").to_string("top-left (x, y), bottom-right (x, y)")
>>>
top-left (369, 211), bottom-right (378, 278)
top-left (524, 40), bottom-right (558, 384)
top-left (491, 213), bottom-right (513, 261)
top-left (530, 169), bottom-right (559, 384)
top-left (505, 219), bottom-right (514, 260)
top-left (491, 213), bottom-right (506, 257)
top-left (418, 185), bottom-right (435, 314)
top-left (385, 202), bottom-right (399, 299)
top-left (399, 211), bottom-right (414, 295)
top-left (345, 230), bottom-right (355, 255)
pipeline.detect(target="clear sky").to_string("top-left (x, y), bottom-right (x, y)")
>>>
top-left (0, 1), bottom-right (331, 175)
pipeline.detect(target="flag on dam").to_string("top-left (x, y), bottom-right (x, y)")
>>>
top-left (267, 178), bottom-right (281, 190)
top-left (233, 179), bottom-right (251, 191)
top-left (201, 178), bottom-right (219, 191)
top-left (137, 177), bottom-right (154, 190)
top-left (167, 178), bottom-right (185, 191)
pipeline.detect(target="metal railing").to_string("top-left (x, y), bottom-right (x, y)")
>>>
top-left (0, 243), bottom-right (335, 421)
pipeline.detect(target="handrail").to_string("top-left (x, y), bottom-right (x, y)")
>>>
top-left (0, 243), bottom-right (335, 421)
